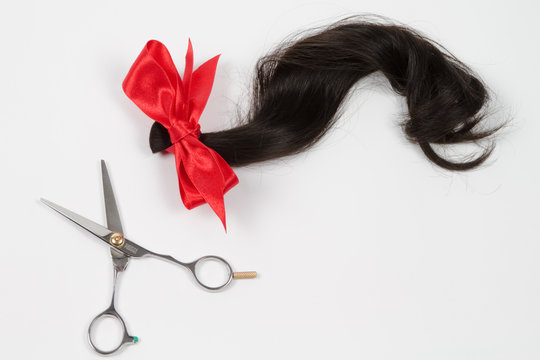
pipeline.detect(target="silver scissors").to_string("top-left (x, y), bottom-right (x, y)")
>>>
top-left (41, 160), bottom-right (256, 355)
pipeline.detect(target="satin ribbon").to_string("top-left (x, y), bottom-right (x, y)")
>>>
top-left (123, 40), bottom-right (238, 229)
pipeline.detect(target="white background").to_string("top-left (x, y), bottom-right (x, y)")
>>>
top-left (1, 0), bottom-right (539, 359)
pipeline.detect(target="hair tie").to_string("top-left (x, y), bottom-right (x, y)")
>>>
top-left (122, 39), bottom-right (238, 230)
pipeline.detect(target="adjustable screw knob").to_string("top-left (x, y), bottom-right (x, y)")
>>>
top-left (110, 233), bottom-right (125, 248)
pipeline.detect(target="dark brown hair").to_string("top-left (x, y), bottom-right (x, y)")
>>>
top-left (149, 17), bottom-right (498, 171)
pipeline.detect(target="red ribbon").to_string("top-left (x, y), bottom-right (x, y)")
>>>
top-left (123, 40), bottom-right (238, 229)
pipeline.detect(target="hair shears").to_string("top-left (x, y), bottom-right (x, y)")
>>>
top-left (41, 160), bottom-right (256, 355)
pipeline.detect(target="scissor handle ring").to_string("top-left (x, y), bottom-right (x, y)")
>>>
top-left (190, 255), bottom-right (233, 291)
top-left (88, 308), bottom-right (135, 355)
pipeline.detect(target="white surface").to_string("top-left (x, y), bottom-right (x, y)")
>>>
top-left (1, 0), bottom-right (539, 358)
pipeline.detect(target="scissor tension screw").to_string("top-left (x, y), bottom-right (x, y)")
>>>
top-left (110, 233), bottom-right (125, 248)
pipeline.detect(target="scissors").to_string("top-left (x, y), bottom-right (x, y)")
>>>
top-left (41, 160), bottom-right (256, 355)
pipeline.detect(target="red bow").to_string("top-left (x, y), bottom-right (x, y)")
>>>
top-left (122, 40), bottom-right (238, 229)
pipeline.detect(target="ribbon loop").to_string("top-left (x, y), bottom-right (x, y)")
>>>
top-left (123, 40), bottom-right (238, 229)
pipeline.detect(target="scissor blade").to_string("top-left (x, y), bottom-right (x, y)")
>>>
top-left (101, 160), bottom-right (129, 271)
top-left (41, 198), bottom-right (113, 241)
top-left (101, 160), bottom-right (123, 234)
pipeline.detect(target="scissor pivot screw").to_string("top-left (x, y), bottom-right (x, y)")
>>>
top-left (110, 233), bottom-right (125, 248)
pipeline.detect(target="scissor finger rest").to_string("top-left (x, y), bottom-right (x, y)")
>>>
top-left (88, 307), bottom-right (137, 356)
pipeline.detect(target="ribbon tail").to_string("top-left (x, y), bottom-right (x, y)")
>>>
top-left (172, 141), bottom-right (231, 230)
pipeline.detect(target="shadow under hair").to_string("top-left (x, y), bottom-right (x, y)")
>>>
top-left (150, 17), bottom-right (498, 171)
